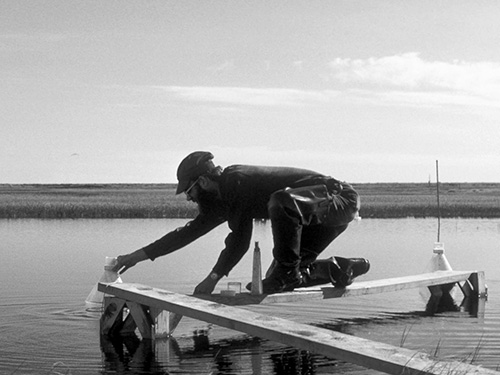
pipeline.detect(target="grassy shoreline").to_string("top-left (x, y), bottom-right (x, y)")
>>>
top-left (1, 183), bottom-right (500, 219)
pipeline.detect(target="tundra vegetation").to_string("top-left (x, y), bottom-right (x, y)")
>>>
top-left (1, 183), bottom-right (499, 219)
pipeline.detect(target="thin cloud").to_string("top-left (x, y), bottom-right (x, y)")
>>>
top-left (208, 60), bottom-right (235, 75)
top-left (163, 86), bottom-right (338, 107)
top-left (157, 54), bottom-right (500, 109)
top-left (328, 53), bottom-right (500, 107)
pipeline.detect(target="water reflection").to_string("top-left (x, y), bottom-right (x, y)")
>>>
top-left (270, 349), bottom-right (316, 375)
top-left (100, 335), bottom-right (169, 374)
top-left (100, 330), bottom-right (344, 375)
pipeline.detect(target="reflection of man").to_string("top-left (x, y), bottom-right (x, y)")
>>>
top-left (113, 151), bottom-right (369, 294)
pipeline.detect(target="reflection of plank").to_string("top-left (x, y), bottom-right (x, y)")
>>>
top-left (98, 282), bottom-right (497, 375)
top-left (198, 270), bottom-right (482, 306)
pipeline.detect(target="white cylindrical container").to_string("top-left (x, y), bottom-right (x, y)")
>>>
top-left (419, 243), bottom-right (456, 302)
top-left (85, 257), bottom-right (122, 310)
top-left (429, 242), bottom-right (452, 271)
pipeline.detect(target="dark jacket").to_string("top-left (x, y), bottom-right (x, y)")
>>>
top-left (142, 164), bottom-right (333, 276)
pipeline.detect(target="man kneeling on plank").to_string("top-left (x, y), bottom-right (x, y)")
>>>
top-left (113, 151), bottom-right (370, 294)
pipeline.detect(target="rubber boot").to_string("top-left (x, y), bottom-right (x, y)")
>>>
top-left (300, 257), bottom-right (370, 288)
top-left (246, 262), bottom-right (302, 294)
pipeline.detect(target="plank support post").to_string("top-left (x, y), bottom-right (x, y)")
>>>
top-left (459, 271), bottom-right (487, 317)
top-left (100, 296), bottom-right (165, 339)
top-left (426, 271), bottom-right (488, 316)
top-left (468, 271), bottom-right (488, 299)
top-left (426, 283), bottom-right (456, 314)
top-left (150, 308), bottom-right (183, 338)
top-left (100, 297), bottom-right (127, 336)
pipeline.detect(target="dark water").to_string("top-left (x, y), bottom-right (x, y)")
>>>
top-left (1, 218), bottom-right (499, 374)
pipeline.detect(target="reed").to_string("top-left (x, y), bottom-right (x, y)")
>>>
top-left (355, 182), bottom-right (500, 219)
top-left (399, 328), bottom-right (496, 374)
top-left (0, 184), bottom-right (197, 219)
top-left (399, 323), bottom-right (414, 348)
top-left (1, 183), bottom-right (499, 219)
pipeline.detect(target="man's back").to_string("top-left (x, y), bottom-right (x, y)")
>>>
top-left (219, 164), bottom-right (328, 219)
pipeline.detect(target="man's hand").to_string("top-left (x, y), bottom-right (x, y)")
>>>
top-left (112, 249), bottom-right (148, 274)
top-left (193, 272), bottom-right (220, 294)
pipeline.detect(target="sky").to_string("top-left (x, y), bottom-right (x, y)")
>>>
top-left (2, 0), bottom-right (500, 184)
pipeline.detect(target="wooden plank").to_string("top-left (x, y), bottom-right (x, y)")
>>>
top-left (127, 301), bottom-right (153, 339)
top-left (197, 270), bottom-right (477, 306)
top-left (98, 282), bottom-right (498, 375)
top-left (98, 271), bottom-right (475, 307)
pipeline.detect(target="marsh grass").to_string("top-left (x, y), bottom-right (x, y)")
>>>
top-left (1, 182), bottom-right (499, 219)
top-left (399, 328), bottom-right (496, 375)
top-left (355, 182), bottom-right (500, 218)
top-left (400, 323), bottom-right (414, 348)
top-left (469, 334), bottom-right (484, 365)
top-left (0, 184), bottom-right (197, 219)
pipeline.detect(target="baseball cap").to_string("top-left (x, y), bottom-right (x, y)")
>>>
top-left (176, 151), bottom-right (215, 194)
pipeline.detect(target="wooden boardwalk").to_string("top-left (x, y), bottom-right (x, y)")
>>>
top-left (197, 269), bottom-right (486, 305)
top-left (98, 269), bottom-right (494, 375)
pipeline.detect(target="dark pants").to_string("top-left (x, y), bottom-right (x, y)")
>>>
top-left (267, 181), bottom-right (360, 269)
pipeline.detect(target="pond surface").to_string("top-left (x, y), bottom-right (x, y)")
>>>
top-left (1, 218), bottom-right (500, 374)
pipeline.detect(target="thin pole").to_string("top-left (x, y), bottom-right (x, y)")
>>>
top-left (436, 160), bottom-right (441, 242)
